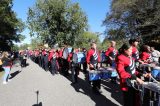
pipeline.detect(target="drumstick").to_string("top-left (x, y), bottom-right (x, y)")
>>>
top-left (143, 71), bottom-right (159, 83)
top-left (150, 75), bottom-right (159, 83)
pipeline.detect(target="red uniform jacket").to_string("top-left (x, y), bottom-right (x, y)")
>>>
top-left (35, 51), bottom-right (39, 57)
top-left (48, 51), bottom-right (53, 62)
top-left (48, 51), bottom-right (58, 62)
top-left (105, 47), bottom-right (118, 58)
top-left (139, 52), bottom-right (152, 63)
top-left (42, 50), bottom-right (47, 55)
top-left (59, 50), bottom-right (63, 58)
top-left (67, 53), bottom-right (73, 62)
top-left (132, 46), bottom-right (139, 61)
top-left (86, 48), bottom-right (100, 65)
top-left (116, 54), bottom-right (140, 91)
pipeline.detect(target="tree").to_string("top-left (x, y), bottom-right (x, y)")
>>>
top-left (27, 0), bottom-right (88, 47)
top-left (101, 37), bottom-right (124, 51)
top-left (19, 43), bottom-right (30, 50)
top-left (30, 37), bottom-right (43, 50)
top-left (103, 0), bottom-right (160, 44)
top-left (0, 0), bottom-right (25, 51)
top-left (74, 32), bottom-right (100, 50)
top-left (12, 44), bottom-right (19, 51)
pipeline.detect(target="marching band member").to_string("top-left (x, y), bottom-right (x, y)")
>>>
top-left (38, 49), bottom-right (42, 67)
top-left (57, 47), bottom-right (63, 72)
top-left (105, 41), bottom-right (118, 66)
top-left (86, 42), bottom-right (101, 94)
top-left (70, 48), bottom-right (78, 83)
top-left (62, 43), bottom-right (69, 76)
top-left (105, 41), bottom-right (118, 83)
top-left (116, 43), bottom-right (150, 106)
top-left (139, 45), bottom-right (153, 64)
top-left (48, 49), bottom-right (59, 75)
top-left (82, 48), bottom-right (87, 74)
top-left (129, 39), bottom-right (141, 63)
top-left (34, 49), bottom-right (39, 64)
top-left (43, 49), bottom-right (49, 71)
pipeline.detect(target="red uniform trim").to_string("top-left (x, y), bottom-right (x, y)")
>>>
top-left (139, 52), bottom-right (150, 63)
top-left (86, 49), bottom-right (100, 64)
top-left (105, 47), bottom-right (117, 56)
top-left (116, 54), bottom-right (139, 91)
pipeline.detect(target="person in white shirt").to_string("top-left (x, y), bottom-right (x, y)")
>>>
top-left (150, 47), bottom-right (160, 63)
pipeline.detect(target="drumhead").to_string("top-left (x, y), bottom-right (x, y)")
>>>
top-left (153, 66), bottom-right (160, 70)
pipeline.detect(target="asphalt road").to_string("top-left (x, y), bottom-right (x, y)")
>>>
top-left (0, 59), bottom-right (122, 106)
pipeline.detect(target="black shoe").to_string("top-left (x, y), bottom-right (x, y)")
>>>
top-left (72, 81), bottom-right (78, 84)
top-left (92, 88), bottom-right (100, 94)
top-left (111, 80), bottom-right (117, 84)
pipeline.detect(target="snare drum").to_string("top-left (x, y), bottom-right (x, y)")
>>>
top-left (152, 66), bottom-right (160, 80)
top-left (106, 67), bottom-right (118, 77)
top-left (89, 71), bottom-right (101, 81)
top-left (111, 71), bottom-right (118, 77)
top-left (101, 71), bottom-right (110, 79)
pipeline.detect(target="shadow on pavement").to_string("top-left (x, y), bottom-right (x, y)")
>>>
top-left (32, 91), bottom-right (43, 106)
top-left (101, 80), bottom-right (123, 105)
top-left (61, 73), bottom-right (120, 106)
top-left (9, 70), bottom-right (21, 79)
top-left (32, 102), bottom-right (43, 106)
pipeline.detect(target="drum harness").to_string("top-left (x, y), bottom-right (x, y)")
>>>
top-left (130, 68), bottom-right (160, 106)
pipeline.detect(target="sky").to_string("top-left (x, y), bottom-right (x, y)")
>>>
top-left (12, 0), bottom-right (111, 44)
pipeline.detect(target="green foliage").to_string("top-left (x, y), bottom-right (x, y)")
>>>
top-left (74, 32), bottom-right (100, 50)
top-left (0, 0), bottom-right (25, 51)
top-left (103, 0), bottom-right (160, 44)
top-left (27, 0), bottom-right (88, 47)
top-left (12, 44), bottom-right (19, 51)
top-left (101, 38), bottom-right (124, 51)
top-left (30, 37), bottom-right (43, 50)
top-left (19, 43), bottom-right (30, 50)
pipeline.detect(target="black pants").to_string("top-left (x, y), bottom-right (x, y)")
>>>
top-left (58, 58), bottom-right (62, 71)
top-left (21, 59), bottom-right (26, 67)
top-left (41, 55), bottom-right (44, 68)
top-left (72, 64), bottom-right (80, 83)
top-left (92, 80), bottom-right (101, 91)
top-left (62, 59), bottom-right (69, 76)
top-left (38, 56), bottom-right (42, 67)
top-left (123, 87), bottom-right (140, 106)
top-left (83, 62), bottom-right (87, 74)
top-left (43, 56), bottom-right (48, 71)
top-left (35, 57), bottom-right (39, 64)
top-left (51, 59), bottom-right (58, 75)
